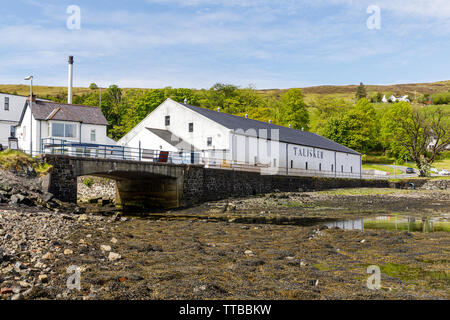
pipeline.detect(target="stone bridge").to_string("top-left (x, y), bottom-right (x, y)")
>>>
top-left (40, 154), bottom-right (391, 212)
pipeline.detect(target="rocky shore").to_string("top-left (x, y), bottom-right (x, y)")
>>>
top-left (0, 167), bottom-right (448, 300)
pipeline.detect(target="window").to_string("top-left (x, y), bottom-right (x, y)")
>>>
top-left (331, 164), bottom-right (334, 172)
top-left (319, 163), bottom-right (322, 171)
top-left (351, 166), bottom-right (353, 173)
top-left (10, 126), bottom-right (15, 138)
top-left (90, 129), bottom-right (96, 142)
top-left (165, 116), bottom-right (170, 126)
top-left (65, 124), bottom-right (76, 138)
top-left (341, 165), bottom-right (344, 173)
top-left (290, 160), bottom-right (293, 169)
top-left (4, 97), bottom-right (9, 111)
top-left (52, 123), bottom-right (64, 137)
top-left (23, 126), bottom-right (26, 140)
top-left (273, 159), bottom-right (277, 167)
top-left (306, 162), bottom-right (308, 170)
top-left (52, 123), bottom-right (76, 138)
top-left (207, 137), bottom-right (212, 147)
top-left (189, 123), bottom-right (193, 132)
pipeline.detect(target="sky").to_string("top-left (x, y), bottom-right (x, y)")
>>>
top-left (1, 0), bottom-right (449, 89)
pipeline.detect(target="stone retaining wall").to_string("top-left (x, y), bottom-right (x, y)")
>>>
top-left (181, 167), bottom-right (392, 207)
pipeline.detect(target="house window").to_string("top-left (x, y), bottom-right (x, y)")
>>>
top-left (90, 129), bottom-right (96, 142)
top-left (52, 123), bottom-right (76, 138)
top-left (341, 165), bottom-right (344, 173)
top-left (65, 124), bottom-right (76, 138)
top-left (290, 160), bottom-right (293, 169)
top-left (273, 159), bottom-right (277, 167)
top-left (4, 97), bottom-right (9, 111)
top-left (189, 123), bottom-right (193, 133)
top-left (207, 137), bottom-right (212, 147)
top-left (319, 163), bottom-right (322, 171)
top-left (351, 166), bottom-right (353, 173)
top-left (23, 126), bottom-right (26, 140)
top-left (165, 116), bottom-right (170, 126)
top-left (306, 162), bottom-right (308, 170)
top-left (10, 126), bottom-right (15, 138)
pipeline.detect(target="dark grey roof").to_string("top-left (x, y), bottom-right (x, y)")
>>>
top-left (28, 100), bottom-right (108, 126)
top-left (147, 128), bottom-right (197, 151)
top-left (181, 103), bottom-right (360, 155)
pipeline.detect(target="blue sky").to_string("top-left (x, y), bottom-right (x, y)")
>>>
top-left (1, 0), bottom-right (449, 89)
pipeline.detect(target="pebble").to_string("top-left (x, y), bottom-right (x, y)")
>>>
top-left (111, 238), bottom-right (118, 244)
top-left (42, 252), bottom-right (55, 260)
top-left (38, 274), bottom-right (49, 283)
top-left (101, 245), bottom-right (112, 252)
top-left (64, 249), bottom-right (74, 255)
top-left (108, 252), bottom-right (121, 261)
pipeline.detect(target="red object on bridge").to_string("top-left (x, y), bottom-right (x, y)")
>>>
top-left (158, 151), bottom-right (169, 163)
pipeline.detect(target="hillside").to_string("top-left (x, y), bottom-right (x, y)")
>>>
top-left (2, 80), bottom-right (450, 103)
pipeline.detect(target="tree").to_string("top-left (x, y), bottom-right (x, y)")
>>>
top-left (317, 98), bottom-right (379, 153)
top-left (380, 102), bottom-right (411, 160)
top-left (280, 88), bottom-right (309, 130)
top-left (89, 83), bottom-right (99, 90)
top-left (355, 82), bottom-right (367, 100)
top-left (389, 106), bottom-right (450, 176)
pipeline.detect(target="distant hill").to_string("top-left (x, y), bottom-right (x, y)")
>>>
top-left (1, 80), bottom-right (450, 103)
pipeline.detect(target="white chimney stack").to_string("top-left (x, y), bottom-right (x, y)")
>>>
top-left (68, 56), bottom-right (74, 104)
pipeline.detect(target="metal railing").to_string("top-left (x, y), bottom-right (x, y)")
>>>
top-left (37, 138), bottom-right (389, 179)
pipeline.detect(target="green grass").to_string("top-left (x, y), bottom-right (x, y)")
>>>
top-left (0, 149), bottom-right (52, 176)
top-left (319, 188), bottom-right (411, 196)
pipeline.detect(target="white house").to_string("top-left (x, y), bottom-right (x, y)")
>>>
top-left (0, 93), bottom-right (32, 148)
top-left (15, 97), bottom-right (111, 155)
top-left (118, 98), bottom-right (362, 178)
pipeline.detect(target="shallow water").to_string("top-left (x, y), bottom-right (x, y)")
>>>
top-left (326, 214), bottom-right (450, 233)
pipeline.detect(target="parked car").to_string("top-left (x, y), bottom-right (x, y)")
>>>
top-left (405, 167), bottom-right (415, 174)
top-left (439, 169), bottom-right (450, 176)
top-left (430, 167), bottom-right (439, 173)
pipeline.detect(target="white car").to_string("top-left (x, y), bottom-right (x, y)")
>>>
top-left (439, 169), bottom-right (450, 176)
top-left (430, 167), bottom-right (439, 173)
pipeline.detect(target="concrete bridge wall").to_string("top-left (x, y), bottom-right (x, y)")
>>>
top-left (41, 155), bottom-right (391, 212)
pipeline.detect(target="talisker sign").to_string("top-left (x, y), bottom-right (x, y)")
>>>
top-left (293, 147), bottom-right (324, 159)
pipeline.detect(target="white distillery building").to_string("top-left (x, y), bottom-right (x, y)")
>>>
top-left (15, 97), bottom-right (113, 155)
top-left (118, 98), bottom-right (362, 178)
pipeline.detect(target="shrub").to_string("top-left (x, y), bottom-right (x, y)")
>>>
top-left (83, 177), bottom-right (94, 188)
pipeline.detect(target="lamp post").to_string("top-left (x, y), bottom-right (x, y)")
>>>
top-left (24, 76), bottom-right (33, 155)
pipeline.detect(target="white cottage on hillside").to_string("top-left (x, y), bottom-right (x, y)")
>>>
top-left (118, 98), bottom-right (362, 178)
top-left (0, 93), bottom-right (41, 148)
top-left (15, 97), bottom-right (112, 154)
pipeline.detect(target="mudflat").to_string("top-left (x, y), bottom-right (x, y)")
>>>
top-left (1, 188), bottom-right (448, 300)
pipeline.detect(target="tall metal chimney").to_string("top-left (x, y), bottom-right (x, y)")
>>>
top-left (68, 56), bottom-right (74, 104)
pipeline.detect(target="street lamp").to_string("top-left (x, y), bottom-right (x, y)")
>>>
top-left (24, 76), bottom-right (33, 155)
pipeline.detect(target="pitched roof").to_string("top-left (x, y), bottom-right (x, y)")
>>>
top-left (147, 128), bottom-right (197, 151)
top-left (28, 100), bottom-right (108, 126)
top-left (180, 102), bottom-right (360, 155)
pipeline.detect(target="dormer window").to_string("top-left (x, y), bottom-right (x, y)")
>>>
top-left (165, 116), bottom-right (170, 126)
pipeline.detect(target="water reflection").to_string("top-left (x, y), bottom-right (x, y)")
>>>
top-left (326, 215), bottom-right (449, 233)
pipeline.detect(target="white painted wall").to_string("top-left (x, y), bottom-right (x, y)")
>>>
top-left (119, 99), bottom-right (231, 152)
top-left (16, 104), bottom-right (108, 154)
top-left (119, 98), bottom-right (362, 177)
top-left (0, 94), bottom-right (27, 146)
